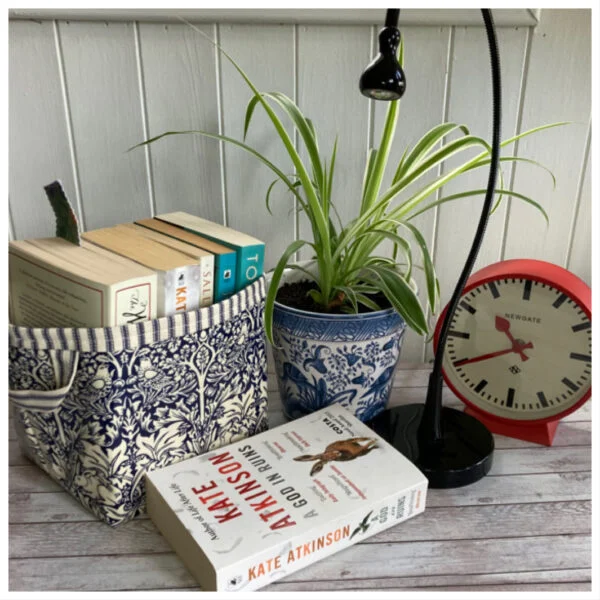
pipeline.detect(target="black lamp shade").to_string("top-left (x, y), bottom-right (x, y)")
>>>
top-left (359, 26), bottom-right (406, 101)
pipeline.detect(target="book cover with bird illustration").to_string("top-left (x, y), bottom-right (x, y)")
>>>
top-left (145, 404), bottom-right (428, 591)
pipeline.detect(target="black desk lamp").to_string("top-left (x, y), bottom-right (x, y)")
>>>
top-left (363, 9), bottom-right (500, 488)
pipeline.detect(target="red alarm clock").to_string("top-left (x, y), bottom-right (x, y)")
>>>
top-left (434, 259), bottom-right (592, 445)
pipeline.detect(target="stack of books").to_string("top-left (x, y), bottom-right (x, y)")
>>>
top-left (8, 212), bottom-right (265, 328)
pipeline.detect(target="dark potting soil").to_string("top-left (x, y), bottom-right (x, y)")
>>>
top-left (276, 280), bottom-right (391, 314)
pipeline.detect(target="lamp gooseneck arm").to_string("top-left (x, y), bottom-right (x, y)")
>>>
top-left (418, 8), bottom-right (502, 445)
top-left (385, 9), bottom-right (400, 28)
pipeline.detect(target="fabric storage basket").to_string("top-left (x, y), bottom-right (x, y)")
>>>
top-left (8, 277), bottom-right (268, 526)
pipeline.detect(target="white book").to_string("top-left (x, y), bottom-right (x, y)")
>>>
top-left (145, 404), bottom-right (428, 592)
top-left (82, 226), bottom-right (202, 318)
top-left (9, 238), bottom-right (157, 328)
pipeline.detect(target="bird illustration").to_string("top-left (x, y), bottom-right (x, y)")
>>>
top-left (350, 510), bottom-right (374, 539)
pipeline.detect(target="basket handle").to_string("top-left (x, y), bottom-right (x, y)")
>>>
top-left (9, 351), bottom-right (79, 412)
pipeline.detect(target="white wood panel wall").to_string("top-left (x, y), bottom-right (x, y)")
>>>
top-left (8, 9), bottom-right (592, 362)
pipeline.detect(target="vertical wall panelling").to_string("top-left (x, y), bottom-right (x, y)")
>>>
top-left (138, 22), bottom-right (223, 222)
top-left (219, 24), bottom-right (295, 270)
top-left (296, 25), bottom-right (372, 259)
top-left (8, 10), bottom-right (592, 335)
top-left (58, 20), bottom-right (150, 229)
top-left (372, 26), bottom-right (451, 363)
top-left (133, 22), bottom-right (155, 216)
top-left (431, 25), bottom-right (529, 361)
top-left (9, 20), bottom-right (78, 239)
top-left (502, 10), bottom-right (592, 267)
top-left (9, 206), bottom-right (15, 241)
top-left (565, 122), bottom-right (591, 285)
top-left (292, 24), bottom-right (300, 250)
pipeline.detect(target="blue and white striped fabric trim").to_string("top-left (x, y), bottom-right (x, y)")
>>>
top-left (9, 350), bottom-right (79, 411)
top-left (9, 277), bottom-right (265, 354)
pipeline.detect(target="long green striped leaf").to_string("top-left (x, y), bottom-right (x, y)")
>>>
top-left (395, 123), bottom-right (470, 183)
top-left (265, 239), bottom-right (313, 344)
top-left (466, 156), bottom-right (557, 188)
top-left (362, 264), bottom-right (428, 335)
top-left (406, 188), bottom-right (549, 223)
top-left (400, 221), bottom-right (438, 312)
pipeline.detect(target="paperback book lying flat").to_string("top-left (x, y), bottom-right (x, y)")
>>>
top-left (145, 404), bottom-right (428, 591)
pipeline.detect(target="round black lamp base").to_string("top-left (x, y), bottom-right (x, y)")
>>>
top-left (366, 405), bottom-right (494, 488)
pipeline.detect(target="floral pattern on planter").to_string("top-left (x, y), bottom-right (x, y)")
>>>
top-left (272, 301), bottom-right (406, 422)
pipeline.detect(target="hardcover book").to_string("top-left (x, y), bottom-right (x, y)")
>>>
top-left (155, 211), bottom-right (265, 293)
top-left (117, 223), bottom-right (215, 307)
top-left (9, 238), bottom-right (157, 327)
top-left (135, 217), bottom-right (237, 302)
top-left (145, 404), bottom-right (428, 592)
top-left (82, 226), bottom-right (203, 318)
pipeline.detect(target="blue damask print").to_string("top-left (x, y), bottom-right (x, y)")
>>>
top-left (272, 301), bottom-right (406, 422)
top-left (9, 280), bottom-right (268, 527)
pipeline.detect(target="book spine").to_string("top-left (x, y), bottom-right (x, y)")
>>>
top-left (213, 253), bottom-right (237, 302)
top-left (216, 480), bottom-right (428, 591)
top-left (112, 275), bottom-right (157, 325)
top-left (199, 253), bottom-right (215, 307)
top-left (236, 244), bottom-right (265, 291)
top-left (159, 265), bottom-right (202, 317)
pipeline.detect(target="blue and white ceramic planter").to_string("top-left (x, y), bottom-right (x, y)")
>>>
top-left (271, 282), bottom-right (406, 422)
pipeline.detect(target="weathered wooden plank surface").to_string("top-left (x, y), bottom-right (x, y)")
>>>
top-left (9, 500), bottom-right (590, 556)
top-left (8, 365), bottom-right (592, 592)
top-left (9, 534), bottom-right (591, 591)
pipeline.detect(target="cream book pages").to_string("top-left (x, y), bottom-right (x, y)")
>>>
top-left (82, 228), bottom-right (202, 317)
top-left (145, 404), bottom-right (428, 592)
top-left (8, 240), bottom-right (157, 327)
top-left (118, 223), bottom-right (215, 307)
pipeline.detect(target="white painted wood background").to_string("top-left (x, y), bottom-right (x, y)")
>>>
top-left (8, 9), bottom-right (592, 363)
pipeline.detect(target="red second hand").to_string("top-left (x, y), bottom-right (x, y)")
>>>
top-left (454, 341), bottom-right (533, 367)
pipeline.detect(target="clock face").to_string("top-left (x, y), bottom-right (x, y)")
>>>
top-left (442, 276), bottom-right (592, 422)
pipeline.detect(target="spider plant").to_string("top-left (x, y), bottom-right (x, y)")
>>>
top-left (136, 27), bottom-right (561, 343)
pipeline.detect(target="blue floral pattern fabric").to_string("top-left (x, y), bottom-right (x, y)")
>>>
top-left (9, 279), bottom-right (268, 526)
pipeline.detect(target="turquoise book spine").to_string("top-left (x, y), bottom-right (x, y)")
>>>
top-left (236, 244), bottom-right (265, 291)
top-left (213, 253), bottom-right (237, 301)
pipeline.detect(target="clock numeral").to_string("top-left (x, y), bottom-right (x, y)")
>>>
top-left (537, 391), bottom-right (549, 408)
top-left (572, 321), bottom-right (591, 332)
top-left (553, 293), bottom-right (568, 308)
top-left (523, 280), bottom-right (532, 301)
top-left (506, 387), bottom-right (515, 408)
top-left (488, 281), bottom-right (500, 299)
top-left (474, 379), bottom-right (488, 393)
top-left (569, 352), bottom-right (591, 363)
top-left (562, 377), bottom-right (579, 392)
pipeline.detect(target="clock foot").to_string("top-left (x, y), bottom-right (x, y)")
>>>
top-left (464, 407), bottom-right (559, 446)
top-left (366, 405), bottom-right (494, 488)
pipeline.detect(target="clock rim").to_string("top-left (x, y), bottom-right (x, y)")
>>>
top-left (433, 259), bottom-right (591, 426)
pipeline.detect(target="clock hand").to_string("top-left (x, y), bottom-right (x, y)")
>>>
top-left (495, 316), bottom-right (530, 361)
top-left (454, 341), bottom-right (534, 367)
